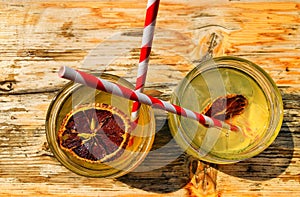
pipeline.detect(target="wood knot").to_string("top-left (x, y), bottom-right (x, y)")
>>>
top-left (60, 21), bottom-right (75, 38)
top-left (0, 80), bottom-right (17, 92)
top-left (185, 156), bottom-right (219, 196)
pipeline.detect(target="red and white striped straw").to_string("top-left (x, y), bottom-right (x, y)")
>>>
top-left (58, 66), bottom-right (240, 132)
top-left (131, 0), bottom-right (160, 126)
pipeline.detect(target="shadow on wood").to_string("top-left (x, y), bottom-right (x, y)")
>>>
top-left (118, 117), bottom-right (192, 193)
top-left (218, 121), bottom-right (294, 181)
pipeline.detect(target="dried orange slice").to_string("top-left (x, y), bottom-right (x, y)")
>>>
top-left (58, 103), bottom-right (131, 163)
top-left (202, 94), bottom-right (248, 120)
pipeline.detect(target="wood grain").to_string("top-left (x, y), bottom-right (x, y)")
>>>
top-left (0, 0), bottom-right (299, 196)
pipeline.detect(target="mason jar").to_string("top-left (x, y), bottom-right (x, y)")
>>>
top-left (46, 73), bottom-right (155, 178)
top-left (168, 56), bottom-right (283, 164)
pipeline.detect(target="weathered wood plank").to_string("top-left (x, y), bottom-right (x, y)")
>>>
top-left (0, 0), bottom-right (299, 196)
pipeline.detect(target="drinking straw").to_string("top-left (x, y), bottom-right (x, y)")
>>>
top-left (131, 0), bottom-right (160, 126)
top-left (58, 66), bottom-right (240, 132)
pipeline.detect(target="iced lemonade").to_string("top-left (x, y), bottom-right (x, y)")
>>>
top-left (169, 57), bottom-right (283, 163)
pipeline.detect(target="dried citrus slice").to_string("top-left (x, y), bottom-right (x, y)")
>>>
top-left (58, 103), bottom-right (131, 163)
top-left (202, 94), bottom-right (248, 121)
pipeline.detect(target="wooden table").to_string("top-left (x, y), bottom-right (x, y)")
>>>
top-left (0, 0), bottom-right (299, 196)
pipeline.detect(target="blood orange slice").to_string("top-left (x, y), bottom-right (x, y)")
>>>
top-left (202, 94), bottom-right (248, 121)
top-left (58, 103), bottom-right (131, 163)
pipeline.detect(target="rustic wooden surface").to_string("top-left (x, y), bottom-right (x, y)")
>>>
top-left (0, 0), bottom-right (299, 196)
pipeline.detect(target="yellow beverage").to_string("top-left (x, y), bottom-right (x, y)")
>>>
top-left (46, 73), bottom-right (155, 178)
top-left (169, 56), bottom-right (283, 164)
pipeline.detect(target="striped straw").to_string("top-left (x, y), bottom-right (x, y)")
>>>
top-left (58, 66), bottom-right (240, 132)
top-left (131, 0), bottom-right (160, 126)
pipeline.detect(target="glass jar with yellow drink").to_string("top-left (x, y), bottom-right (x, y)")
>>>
top-left (168, 56), bottom-right (283, 164)
top-left (46, 73), bottom-right (155, 178)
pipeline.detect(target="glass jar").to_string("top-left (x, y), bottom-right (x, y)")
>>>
top-left (168, 56), bottom-right (283, 164)
top-left (46, 73), bottom-right (155, 178)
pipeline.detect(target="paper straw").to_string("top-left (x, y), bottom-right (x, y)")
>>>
top-left (131, 0), bottom-right (160, 126)
top-left (58, 66), bottom-right (240, 132)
